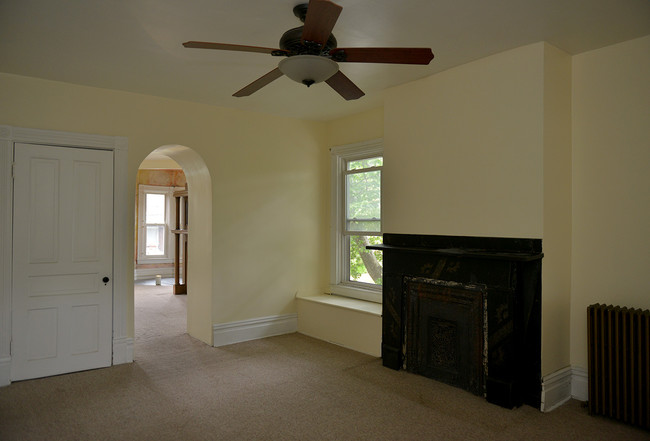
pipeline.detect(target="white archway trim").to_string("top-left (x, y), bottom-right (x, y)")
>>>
top-left (0, 126), bottom-right (130, 386)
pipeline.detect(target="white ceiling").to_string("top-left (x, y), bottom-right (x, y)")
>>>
top-left (1, 0), bottom-right (649, 121)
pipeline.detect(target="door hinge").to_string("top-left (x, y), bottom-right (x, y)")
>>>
top-left (11, 162), bottom-right (15, 179)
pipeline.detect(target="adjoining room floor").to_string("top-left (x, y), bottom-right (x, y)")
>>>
top-left (134, 279), bottom-right (187, 360)
top-left (135, 277), bottom-right (176, 286)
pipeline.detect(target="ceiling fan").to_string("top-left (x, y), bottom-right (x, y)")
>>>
top-left (183, 0), bottom-right (434, 100)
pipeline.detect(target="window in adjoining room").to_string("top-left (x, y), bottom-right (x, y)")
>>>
top-left (137, 185), bottom-right (175, 263)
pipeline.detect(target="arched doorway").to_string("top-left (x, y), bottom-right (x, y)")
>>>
top-left (134, 145), bottom-right (213, 346)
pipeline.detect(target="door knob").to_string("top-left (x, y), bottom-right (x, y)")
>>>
top-left (102, 276), bottom-right (110, 284)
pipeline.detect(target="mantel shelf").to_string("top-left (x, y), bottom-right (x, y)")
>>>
top-left (366, 244), bottom-right (543, 262)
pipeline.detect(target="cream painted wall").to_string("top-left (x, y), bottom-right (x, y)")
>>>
top-left (0, 73), bottom-right (329, 345)
top-left (327, 107), bottom-right (384, 147)
top-left (383, 43), bottom-right (545, 238)
top-left (210, 121), bottom-right (327, 325)
top-left (570, 35), bottom-right (650, 370)
top-left (541, 44), bottom-right (573, 375)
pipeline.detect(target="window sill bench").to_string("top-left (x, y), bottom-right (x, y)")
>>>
top-left (296, 294), bottom-right (382, 357)
top-left (296, 294), bottom-right (382, 317)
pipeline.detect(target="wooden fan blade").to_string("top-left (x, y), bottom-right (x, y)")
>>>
top-left (326, 71), bottom-right (364, 101)
top-left (183, 41), bottom-right (286, 55)
top-left (330, 48), bottom-right (434, 65)
top-left (301, 0), bottom-right (342, 46)
top-left (233, 68), bottom-right (284, 97)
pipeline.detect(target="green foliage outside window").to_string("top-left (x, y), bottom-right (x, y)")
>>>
top-left (346, 156), bottom-right (382, 285)
top-left (350, 235), bottom-right (383, 284)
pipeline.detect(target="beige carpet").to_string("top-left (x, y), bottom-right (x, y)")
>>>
top-left (1, 285), bottom-right (647, 441)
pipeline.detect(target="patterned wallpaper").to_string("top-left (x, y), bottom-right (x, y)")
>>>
top-left (137, 169), bottom-right (186, 187)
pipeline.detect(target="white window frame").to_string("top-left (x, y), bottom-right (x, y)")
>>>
top-left (330, 139), bottom-right (383, 303)
top-left (137, 185), bottom-right (177, 264)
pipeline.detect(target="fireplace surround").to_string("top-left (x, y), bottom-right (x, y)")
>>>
top-left (368, 234), bottom-right (543, 409)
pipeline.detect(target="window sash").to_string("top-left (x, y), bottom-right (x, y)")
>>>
top-left (144, 193), bottom-right (166, 224)
top-left (344, 165), bottom-right (381, 233)
top-left (145, 224), bottom-right (166, 256)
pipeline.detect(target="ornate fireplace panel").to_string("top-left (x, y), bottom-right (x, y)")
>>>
top-left (406, 278), bottom-right (486, 396)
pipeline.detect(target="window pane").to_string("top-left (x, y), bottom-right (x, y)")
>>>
top-left (145, 193), bottom-right (166, 224)
top-left (346, 170), bottom-right (380, 231)
top-left (348, 156), bottom-right (383, 170)
top-left (349, 235), bottom-right (383, 285)
top-left (146, 225), bottom-right (165, 256)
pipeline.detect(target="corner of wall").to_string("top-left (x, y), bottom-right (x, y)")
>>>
top-left (569, 35), bottom-right (650, 371)
top-left (541, 41), bottom-right (573, 376)
top-left (540, 365), bottom-right (588, 412)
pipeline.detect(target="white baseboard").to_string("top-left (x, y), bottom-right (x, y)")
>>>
top-left (112, 337), bottom-right (134, 364)
top-left (541, 366), bottom-right (572, 412)
top-left (571, 366), bottom-right (588, 401)
top-left (134, 267), bottom-right (174, 280)
top-left (541, 365), bottom-right (590, 412)
top-left (213, 314), bottom-right (298, 347)
top-left (0, 356), bottom-right (10, 387)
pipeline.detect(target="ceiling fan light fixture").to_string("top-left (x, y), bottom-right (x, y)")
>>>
top-left (278, 55), bottom-right (339, 87)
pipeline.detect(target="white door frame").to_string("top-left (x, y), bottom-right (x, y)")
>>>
top-left (0, 125), bottom-right (131, 386)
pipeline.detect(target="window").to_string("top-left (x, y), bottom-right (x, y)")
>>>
top-left (144, 192), bottom-right (166, 256)
top-left (331, 140), bottom-right (383, 303)
top-left (137, 185), bottom-right (175, 263)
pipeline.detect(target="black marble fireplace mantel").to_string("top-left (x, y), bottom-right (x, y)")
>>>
top-left (368, 234), bottom-right (543, 409)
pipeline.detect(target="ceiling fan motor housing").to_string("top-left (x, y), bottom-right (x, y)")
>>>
top-left (279, 27), bottom-right (337, 56)
top-left (275, 2), bottom-right (338, 57)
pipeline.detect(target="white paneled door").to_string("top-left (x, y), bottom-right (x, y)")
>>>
top-left (11, 143), bottom-right (114, 381)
